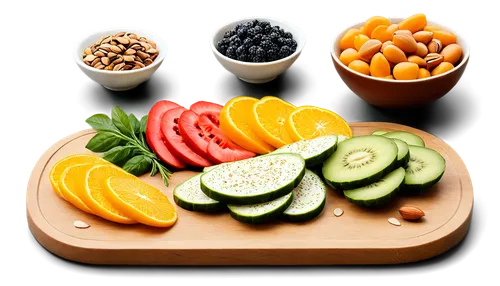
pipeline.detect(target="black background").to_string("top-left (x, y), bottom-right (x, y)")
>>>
top-left (20, 6), bottom-right (493, 283)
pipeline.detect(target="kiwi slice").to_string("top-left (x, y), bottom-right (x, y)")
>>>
top-left (383, 131), bottom-right (425, 147)
top-left (322, 135), bottom-right (398, 190)
top-left (392, 138), bottom-right (410, 167)
top-left (404, 146), bottom-right (445, 191)
top-left (371, 130), bottom-right (387, 136)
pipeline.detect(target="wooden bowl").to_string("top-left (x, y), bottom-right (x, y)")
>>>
top-left (328, 16), bottom-right (472, 108)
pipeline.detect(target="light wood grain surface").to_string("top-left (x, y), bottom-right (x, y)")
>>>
top-left (26, 122), bottom-right (473, 265)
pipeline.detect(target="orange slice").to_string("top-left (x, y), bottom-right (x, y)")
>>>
top-left (219, 96), bottom-right (275, 154)
top-left (104, 176), bottom-right (177, 228)
top-left (286, 106), bottom-right (353, 141)
top-left (249, 96), bottom-right (296, 148)
top-left (83, 164), bottom-right (137, 224)
top-left (49, 154), bottom-right (106, 199)
top-left (59, 164), bottom-right (96, 214)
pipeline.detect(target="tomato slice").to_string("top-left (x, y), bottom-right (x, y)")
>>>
top-left (190, 101), bottom-right (223, 115)
top-left (146, 100), bottom-right (185, 169)
top-left (160, 107), bottom-right (212, 167)
top-left (206, 137), bottom-right (256, 164)
top-left (178, 110), bottom-right (222, 158)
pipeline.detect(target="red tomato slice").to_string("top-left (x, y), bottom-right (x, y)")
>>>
top-left (190, 101), bottom-right (223, 115)
top-left (178, 110), bottom-right (223, 158)
top-left (160, 107), bottom-right (212, 167)
top-left (146, 100), bottom-right (185, 169)
top-left (206, 137), bottom-right (256, 164)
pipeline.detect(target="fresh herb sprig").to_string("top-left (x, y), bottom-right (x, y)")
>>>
top-left (85, 106), bottom-right (172, 186)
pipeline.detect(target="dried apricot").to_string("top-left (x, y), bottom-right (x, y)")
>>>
top-left (431, 62), bottom-right (454, 76)
top-left (398, 13), bottom-right (427, 33)
top-left (393, 30), bottom-right (417, 53)
top-left (408, 55), bottom-right (426, 67)
top-left (413, 31), bottom-right (433, 44)
top-left (348, 60), bottom-right (370, 75)
top-left (371, 24), bottom-right (397, 43)
top-left (362, 16), bottom-right (391, 37)
top-left (383, 45), bottom-right (407, 64)
top-left (358, 39), bottom-right (382, 62)
top-left (418, 68), bottom-right (431, 79)
top-left (370, 53), bottom-right (391, 77)
top-left (440, 44), bottom-right (462, 65)
top-left (354, 34), bottom-right (370, 51)
top-left (433, 30), bottom-right (457, 46)
top-left (415, 42), bottom-right (428, 58)
top-left (339, 48), bottom-right (360, 66)
top-left (381, 41), bottom-right (394, 52)
top-left (424, 26), bottom-right (443, 33)
top-left (393, 62), bottom-right (419, 80)
top-left (340, 29), bottom-right (362, 50)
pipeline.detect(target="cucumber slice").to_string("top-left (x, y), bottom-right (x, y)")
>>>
top-left (344, 167), bottom-right (405, 207)
top-left (228, 192), bottom-right (294, 224)
top-left (322, 135), bottom-right (398, 190)
top-left (392, 138), bottom-right (410, 167)
top-left (173, 173), bottom-right (226, 212)
top-left (371, 130), bottom-right (387, 136)
top-left (383, 131), bottom-right (425, 147)
top-left (271, 135), bottom-right (337, 167)
top-left (200, 153), bottom-right (305, 205)
top-left (282, 170), bottom-right (326, 222)
top-left (404, 146), bottom-right (445, 191)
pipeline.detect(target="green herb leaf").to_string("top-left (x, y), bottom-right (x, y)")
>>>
top-left (122, 155), bottom-right (153, 176)
top-left (150, 162), bottom-right (158, 176)
top-left (85, 132), bottom-right (124, 152)
top-left (103, 146), bottom-right (137, 166)
top-left (129, 114), bottom-right (141, 134)
top-left (140, 115), bottom-right (148, 134)
top-left (111, 106), bottom-right (132, 136)
top-left (86, 114), bottom-right (118, 132)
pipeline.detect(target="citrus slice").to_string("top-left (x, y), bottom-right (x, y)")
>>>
top-left (59, 164), bottom-right (96, 214)
top-left (49, 154), bottom-right (106, 199)
top-left (83, 164), bottom-right (137, 224)
top-left (219, 96), bottom-right (275, 154)
top-left (286, 106), bottom-right (353, 141)
top-left (104, 176), bottom-right (178, 228)
top-left (249, 96), bottom-right (296, 148)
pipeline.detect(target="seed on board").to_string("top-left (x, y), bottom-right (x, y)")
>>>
top-left (333, 208), bottom-right (344, 217)
top-left (388, 217), bottom-right (401, 226)
top-left (74, 220), bottom-right (90, 229)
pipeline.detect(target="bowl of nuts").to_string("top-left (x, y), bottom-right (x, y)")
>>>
top-left (331, 14), bottom-right (470, 108)
top-left (74, 28), bottom-right (166, 91)
top-left (211, 17), bottom-right (306, 84)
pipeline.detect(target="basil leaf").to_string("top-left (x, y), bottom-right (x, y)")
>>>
top-left (129, 114), bottom-right (141, 134)
top-left (122, 155), bottom-right (152, 176)
top-left (111, 106), bottom-right (132, 136)
top-left (140, 115), bottom-right (148, 134)
top-left (85, 132), bottom-right (124, 152)
top-left (86, 114), bottom-right (118, 132)
top-left (103, 146), bottom-right (136, 166)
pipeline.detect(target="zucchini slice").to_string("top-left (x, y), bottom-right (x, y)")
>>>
top-left (404, 146), bottom-right (445, 191)
top-left (228, 192), bottom-right (293, 224)
top-left (392, 138), bottom-right (410, 167)
top-left (173, 173), bottom-right (225, 212)
top-left (383, 131), bottom-right (425, 147)
top-left (282, 170), bottom-right (326, 222)
top-left (271, 135), bottom-right (337, 167)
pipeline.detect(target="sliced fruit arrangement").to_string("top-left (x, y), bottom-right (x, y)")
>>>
top-left (323, 130), bottom-right (446, 207)
top-left (49, 154), bottom-right (177, 228)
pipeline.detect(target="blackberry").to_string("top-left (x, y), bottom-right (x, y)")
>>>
top-left (237, 53), bottom-right (248, 62)
top-left (290, 39), bottom-right (298, 50)
top-left (252, 19), bottom-right (260, 27)
top-left (283, 38), bottom-right (293, 47)
top-left (270, 43), bottom-right (279, 51)
top-left (266, 48), bottom-right (279, 61)
top-left (255, 47), bottom-right (266, 59)
top-left (276, 37), bottom-right (286, 47)
top-left (258, 21), bottom-right (271, 29)
top-left (279, 28), bottom-right (285, 36)
top-left (284, 32), bottom-right (293, 39)
top-left (224, 29), bottom-right (236, 38)
top-left (264, 25), bottom-right (273, 34)
top-left (237, 27), bottom-right (248, 39)
top-left (244, 21), bottom-right (254, 28)
top-left (235, 23), bottom-right (243, 31)
top-left (248, 46), bottom-right (258, 57)
top-left (226, 46), bottom-right (237, 59)
top-left (242, 38), bottom-right (253, 49)
top-left (229, 35), bottom-right (241, 47)
top-left (247, 28), bottom-right (257, 38)
top-left (261, 35), bottom-right (271, 42)
top-left (260, 40), bottom-right (272, 50)
top-left (254, 26), bottom-right (263, 35)
top-left (253, 34), bottom-right (263, 45)
top-left (278, 46), bottom-right (293, 58)
top-left (217, 39), bottom-right (229, 53)
top-left (236, 46), bottom-right (247, 57)
top-left (269, 32), bottom-right (280, 42)
top-left (252, 56), bottom-right (265, 63)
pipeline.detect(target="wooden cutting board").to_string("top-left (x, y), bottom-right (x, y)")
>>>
top-left (26, 122), bottom-right (473, 265)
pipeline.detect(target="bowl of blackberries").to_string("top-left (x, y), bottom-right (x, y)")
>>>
top-left (211, 18), bottom-right (305, 84)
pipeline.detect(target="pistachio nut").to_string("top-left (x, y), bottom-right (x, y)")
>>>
top-left (358, 39), bottom-right (382, 62)
top-left (424, 53), bottom-right (444, 70)
top-left (428, 39), bottom-right (443, 53)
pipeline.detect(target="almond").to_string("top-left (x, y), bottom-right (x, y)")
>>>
top-left (413, 31), bottom-right (434, 45)
top-left (399, 206), bottom-right (425, 221)
top-left (358, 39), bottom-right (382, 62)
top-left (393, 30), bottom-right (417, 53)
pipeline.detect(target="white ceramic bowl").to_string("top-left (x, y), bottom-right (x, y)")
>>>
top-left (210, 17), bottom-right (306, 84)
top-left (330, 18), bottom-right (470, 108)
top-left (74, 28), bottom-right (167, 91)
